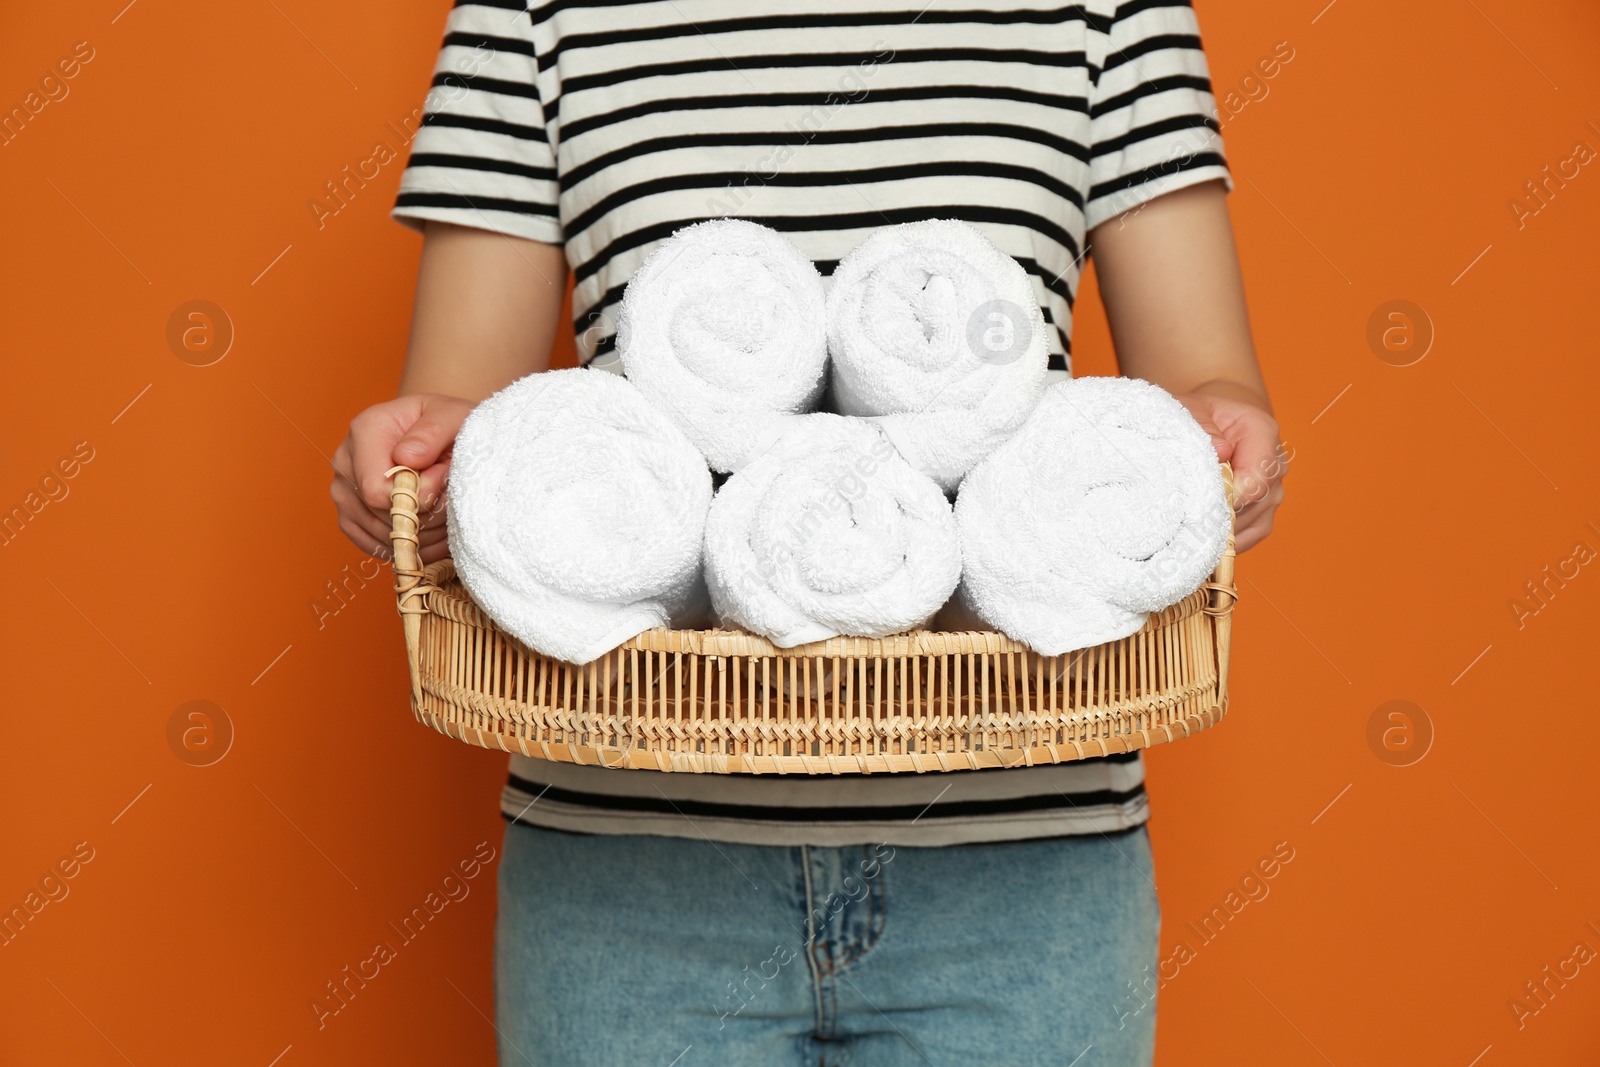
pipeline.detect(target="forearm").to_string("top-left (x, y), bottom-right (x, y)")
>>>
top-left (1087, 180), bottom-right (1285, 548)
top-left (1088, 180), bottom-right (1272, 414)
top-left (396, 221), bottom-right (569, 401)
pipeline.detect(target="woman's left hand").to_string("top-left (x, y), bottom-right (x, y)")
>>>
top-left (1172, 392), bottom-right (1288, 553)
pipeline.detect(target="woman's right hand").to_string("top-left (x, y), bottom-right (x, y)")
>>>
top-left (331, 221), bottom-right (568, 564)
top-left (330, 393), bottom-right (476, 564)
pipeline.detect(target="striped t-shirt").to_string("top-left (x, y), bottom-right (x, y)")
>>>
top-left (392, 0), bottom-right (1232, 846)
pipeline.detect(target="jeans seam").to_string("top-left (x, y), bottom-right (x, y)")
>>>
top-left (800, 845), bottom-right (835, 1041)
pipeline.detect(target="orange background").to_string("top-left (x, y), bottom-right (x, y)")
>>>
top-left (3, 1), bottom-right (1598, 1064)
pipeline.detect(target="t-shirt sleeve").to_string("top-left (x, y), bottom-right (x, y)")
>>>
top-left (1083, 0), bottom-right (1232, 231)
top-left (391, 2), bottom-right (562, 245)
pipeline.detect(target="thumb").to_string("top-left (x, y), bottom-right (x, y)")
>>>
top-left (1188, 412), bottom-right (1234, 462)
top-left (1175, 394), bottom-right (1234, 462)
top-left (392, 399), bottom-right (467, 468)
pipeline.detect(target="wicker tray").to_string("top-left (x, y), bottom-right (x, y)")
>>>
top-left (387, 465), bottom-right (1237, 774)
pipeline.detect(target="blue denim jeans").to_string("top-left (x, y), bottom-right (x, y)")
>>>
top-left (495, 820), bottom-right (1160, 1066)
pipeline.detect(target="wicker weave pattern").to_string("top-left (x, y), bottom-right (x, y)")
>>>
top-left (387, 464), bottom-right (1237, 774)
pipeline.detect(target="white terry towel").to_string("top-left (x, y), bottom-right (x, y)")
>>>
top-left (825, 219), bottom-right (1050, 492)
top-left (946, 376), bottom-right (1231, 655)
top-left (446, 368), bottom-right (714, 664)
top-left (704, 414), bottom-right (962, 648)
top-left (616, 218), bottom-right (829, 473)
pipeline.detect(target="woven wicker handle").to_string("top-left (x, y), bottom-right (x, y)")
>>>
top-left (1210, 462), bottom-right (1238, 697)
top-left (1218, 460), bottom-right (1239, 563)
top-left (386, 465), bottom-right (428, 708)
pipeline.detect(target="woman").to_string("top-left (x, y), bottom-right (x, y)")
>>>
top-left (332, 1), bottom-right (1284, 1062)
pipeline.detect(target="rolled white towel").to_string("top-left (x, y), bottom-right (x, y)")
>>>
top-left (704, 414), bottom-right (961, 647)
top-left (446, 368), bottom-right (713, 664)
top-left (947, 376), bottom-right (1230, 654)
top-left (825, 219), bottom-right (1050, 491)
top-left (616, 218), bottom-right (829, 473)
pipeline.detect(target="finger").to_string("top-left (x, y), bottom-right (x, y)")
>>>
top-left (1231, 486), bottom-right (1280, 536)
top-left (416, 456), bottom-right (452, 519)
top-left (1231, 484), bottom-right (1284, 552)
top-left (329, 436), bottom-right (366, 503)
top-left (412, 492), bottom-right (449, 534)
top-left (394, 398), bottom-right (469, 471)
top-left (1233, 510), bottom-right (1275, 553)
top-left (1232, 458), bottom-right (1285, 510)
top-left (1230, 445), bottom-right (1279, 508)
top-left (1232, 471), bottom-right (1266, 510)
top-left (339, 513), bottom-right (391, 558)
top-left (339, 497), bottom-right (393, 550)
top-left (1240, 480), bottom-right (1287, 517)
top-left (1209, 407), bottom-right (1280, 502)
top-left (331, 469), bottom-right (387, 521)
top-left (384, 483), bottom-right (454, 537)
top-left (336, 463), bottom-right (448, 540)
top-left (342, 519), bottom-right (437, 563)
top-left (330, 470), bottom-right (384, 524)
top-left (337, 479), bottom-right (446, 554)
top-left (1232, 504), bottom-right (1268, 546)
top-left (350, 400), bottom-right (424, 511)
top-left (337, 480), bottom-right (449, 552)
top-left (418, 508), bottom-right (451, 537)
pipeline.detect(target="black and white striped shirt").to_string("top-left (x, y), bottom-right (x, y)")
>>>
top-left (392, 0), bottom-right (1231, 846)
